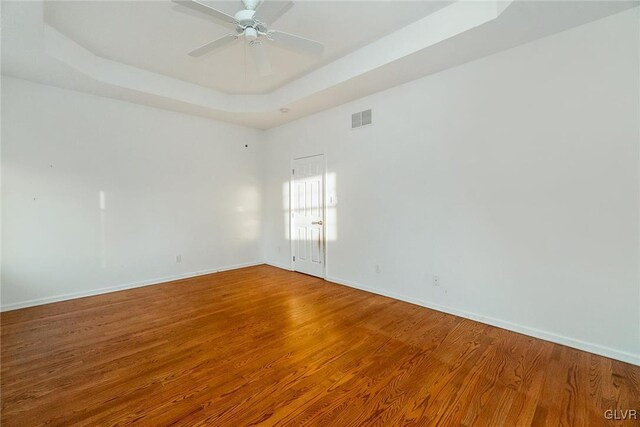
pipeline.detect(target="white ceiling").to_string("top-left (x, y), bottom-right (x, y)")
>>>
top-left (44, 1), bottom-right (450, 94)
top-left (2, 1), bottom-right (639, 129)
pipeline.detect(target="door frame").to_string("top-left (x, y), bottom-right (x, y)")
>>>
top-left (290, 153), bottom-right (326, 278)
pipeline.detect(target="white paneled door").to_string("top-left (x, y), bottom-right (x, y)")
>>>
top-left (291, 155), bottom-right (325, 278)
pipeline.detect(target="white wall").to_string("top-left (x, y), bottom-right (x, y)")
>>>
top-left (1, 8), bottom-right (638, 365)
top-left (1, 77), bottom-right (264, 309)
top-left (262, 9), bottom-right (640, 364)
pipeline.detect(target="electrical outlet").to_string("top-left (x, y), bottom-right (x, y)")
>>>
top-left (433, 275), bottom-right (440, 287)
top-left (375, 264), bottom-right (381, 274)
top-left (176, 254), bottom-right (182, 263)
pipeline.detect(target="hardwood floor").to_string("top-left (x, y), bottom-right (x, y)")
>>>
top-left (1, 265), bottom-right (638, 426)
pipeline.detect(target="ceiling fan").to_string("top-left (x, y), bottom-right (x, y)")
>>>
top-left (173, 0), bottom-right (324, 76)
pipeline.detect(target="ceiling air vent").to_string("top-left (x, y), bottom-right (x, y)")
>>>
top-left (351, 109), bottom-right (372, 129)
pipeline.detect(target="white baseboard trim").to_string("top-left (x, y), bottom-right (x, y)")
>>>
top-left (216, 261), bottom-right (264, 272)
top-left (324, 274), bottom-right (640, 366)
top-left (4, 263), bottom-right (637, 366)
top-left (0, 261), bottom-right (264, 312)
top-left (264, 261), bottom-right (293, 271)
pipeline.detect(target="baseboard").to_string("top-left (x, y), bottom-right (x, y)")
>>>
top-left (4, 263), bottom-right (637, 366)
top-left (217, 261), bottom-right (264, 272)
top-left (324, 275), bottom-right (640, 366)
top-left (264, 261), bottom-right (293, 271)
top-left (0, 261), bottom-right (264, 312)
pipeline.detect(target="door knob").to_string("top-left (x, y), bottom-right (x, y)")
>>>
top-left (312, 220), bottom-right (323, 225)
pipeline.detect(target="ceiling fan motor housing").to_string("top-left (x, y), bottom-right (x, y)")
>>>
top-left (235, 9), bottom-right (257, 26)
top-left (235, 8), bottom-right (262, 37)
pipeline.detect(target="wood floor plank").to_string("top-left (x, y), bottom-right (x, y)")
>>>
top-left (1, 265), bottom-right (638, 426)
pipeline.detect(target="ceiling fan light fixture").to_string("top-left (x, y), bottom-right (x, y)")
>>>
top-left (280, 108), bottom-right (289, 113)
top-left (244, 27), bottom-right (258, 40)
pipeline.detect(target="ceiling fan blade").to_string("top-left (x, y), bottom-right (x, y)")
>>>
top-left (250, 41), bottom-right (272, 76)
top-left (268, 30), bottom-right (323, 56)
top-left (253, 0), bottom-right (293, 25)
top-left (172, 0), bottom-right (238, 25)
top-left (189, 34), bottom-right (239, 57)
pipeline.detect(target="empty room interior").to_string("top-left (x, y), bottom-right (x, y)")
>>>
top-left (1, 0), bottom-right (639, 425)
